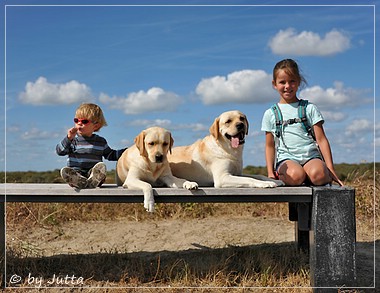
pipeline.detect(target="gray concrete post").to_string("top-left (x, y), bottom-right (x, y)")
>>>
top-left (310, 186), bottom-right (356, 291)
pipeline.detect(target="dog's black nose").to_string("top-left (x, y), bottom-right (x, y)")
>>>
top-left (236, 122), bottom-right (245, 131)
top-left (155, 154), bottom-right (163, 163)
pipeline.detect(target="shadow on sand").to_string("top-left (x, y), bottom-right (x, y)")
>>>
top-left (4, 240), bottom-right (378, 289)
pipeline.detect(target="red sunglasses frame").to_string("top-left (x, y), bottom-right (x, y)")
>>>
top-left (74, 118), bottom-right (92, 124)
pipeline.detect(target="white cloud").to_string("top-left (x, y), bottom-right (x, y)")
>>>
top-left (321, 111), bottom-right (346, 122)
top-left (187, 123), bottom-right (208, 132)
top-left (19, 77), bottom-right (93, 105)
top-left (195, 69), bottom-right (369, 109)
top-left (7, 125), bottom-right (21, 132)
top-left (21, 127), bottom-right (60, 140)
top-left (300, 81), bottom-right (367, 109)
top-left (99, 87), bottom-right (183, 114)
top-left (195, 70), bottom-right (273, 105)
top-left (268, 28), bottom-right (351, 56)
top-left (128, 119), bottom-right (208, 132)
top-left (193, 70), bottom-right (373, 159)
top-left (172, 123), bottom-right (208, 132)
top-left (345, 119), bottom-right (373, 136)
top-left (129, 119), bottom-right (172, 128)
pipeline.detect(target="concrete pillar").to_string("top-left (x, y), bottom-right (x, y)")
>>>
top-left (310, 186), bottom-right (356, 292)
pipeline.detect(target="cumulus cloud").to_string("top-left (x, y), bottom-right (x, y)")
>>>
top-left (195, 70), bottom-right (273, 105)
top-left (129, 119), bottom-right (172, 128)
top-left (19, 77), bottom-right (93, 105)
top-left (268, 28), bottom-right (351, 56)
top-left (128, 119), bottom-right (208, 132)
top-left (321, 111), bottom-right (346, 122)
top-left (345, 119), bottom-right (373, 137)
top-left (99, 87), bottom-right (183, 114)
top-left (21, 127), bottom-right (60, 140)
top-left (195, 69), bottom-right (369, 109)
top-left (300, 81), bottom-right (367, 109)
top-left (337, 120), bottom-right (378, 163)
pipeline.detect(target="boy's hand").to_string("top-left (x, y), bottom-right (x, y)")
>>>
top-left (67, 127), bottom-right (78, 140)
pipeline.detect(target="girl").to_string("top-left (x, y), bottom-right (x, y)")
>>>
top-left (261, 59), bottom-right (343, 186)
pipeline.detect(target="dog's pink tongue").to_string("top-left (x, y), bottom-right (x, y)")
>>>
top-left (231, 137), bottom-right (240, 148)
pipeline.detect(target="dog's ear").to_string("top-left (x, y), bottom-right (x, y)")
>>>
top-left (169, 133), bottom-right (174, 154)
top-left (134, 131), bottom-right (146, 157)
top-left (209, 117), bottom-right (219, 139)
top-left (245, 116), bottom-right (249, 135)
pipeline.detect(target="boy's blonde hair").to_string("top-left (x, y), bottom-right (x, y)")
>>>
top-left (75, 103), bottom-right (107, 131)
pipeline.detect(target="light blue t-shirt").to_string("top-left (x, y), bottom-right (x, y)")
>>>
top-left (261, 101), bottom-right (324, 165)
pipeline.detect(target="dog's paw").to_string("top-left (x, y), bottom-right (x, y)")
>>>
top-left (144, 200), bottom-right (155, 212)
top-left (183, 181), bottom-right (198, 190)
top-left (258, 181), bottom-right (278, 188)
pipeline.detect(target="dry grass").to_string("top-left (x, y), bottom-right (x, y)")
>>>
top-left (6, 243), bottom-right (310, 290)
top-left (3, 169), bottom-right (378, 291)
top-left (6, 201), bottom-right (290, 232)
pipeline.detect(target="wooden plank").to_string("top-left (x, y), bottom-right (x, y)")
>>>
top-left (0, 184), bottom-right (312, 203)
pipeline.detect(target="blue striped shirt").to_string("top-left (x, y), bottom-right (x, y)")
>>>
top-left (56, 134), bottom-right (126, 173)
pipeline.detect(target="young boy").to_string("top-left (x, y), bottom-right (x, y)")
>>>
top-left (56, 103), bottom-right (127, 189)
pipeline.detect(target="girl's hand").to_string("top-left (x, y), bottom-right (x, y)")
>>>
top-left (67, 127), bottom-right (78, 140)
top-left (328, 169), bottom-right (344, 186)
top-left (268, 171), bottom-right (279, 180)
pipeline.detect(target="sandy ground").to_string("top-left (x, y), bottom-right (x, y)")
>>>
top-left (10, 217), bottom-right (294, 256)
top-left (7, 216), bottom-right (379, 289)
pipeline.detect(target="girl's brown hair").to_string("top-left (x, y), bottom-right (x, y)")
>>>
top-left (273, 59), bottom-right (307, 89)
top-left (75, 103), bottom-right (107, 131)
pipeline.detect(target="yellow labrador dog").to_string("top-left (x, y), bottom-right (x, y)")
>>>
top-left (168, 110), bottom-right (280, 188)
top-left (116, 126), bottom-right (198, 212)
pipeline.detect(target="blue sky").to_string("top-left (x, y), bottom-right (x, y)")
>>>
top-left (1, 0), bottom-right (378, 172)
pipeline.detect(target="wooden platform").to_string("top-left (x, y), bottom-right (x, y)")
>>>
top-left (0, 183), bottom-right (312, 203)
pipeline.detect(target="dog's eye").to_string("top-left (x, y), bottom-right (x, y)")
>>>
top-left (163, 142), bottom-right (169, 146)
top-left (225, 119), bottom-right (232, 124)
top-left (148, 142), bottom-right (155, 146)
top-left (240, 116), bottom-right (246, 122)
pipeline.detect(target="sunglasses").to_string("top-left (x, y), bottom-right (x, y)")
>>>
top-left (74, 118), bottom-right (92, 125)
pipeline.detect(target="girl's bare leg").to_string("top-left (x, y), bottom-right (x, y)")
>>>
top-left (303, 159), bottom-right (331, 186)
top-left (277, 160), bottom-right (306, 186)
